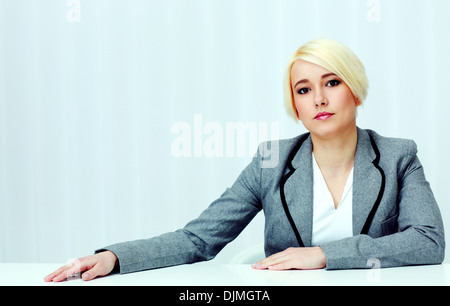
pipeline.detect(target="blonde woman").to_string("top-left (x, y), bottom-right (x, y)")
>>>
top-left (45, 39), bottom-right (445, 282)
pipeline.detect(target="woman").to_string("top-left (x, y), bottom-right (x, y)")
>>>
top-left (45, 38), bottom-right (445, 282)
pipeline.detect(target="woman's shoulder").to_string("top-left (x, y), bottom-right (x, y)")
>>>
top-left (258, 131), bottom-right (310, 153)
top-left (256, 131), bottom-right (311, 169)
top-left (363, 128), bottom-right (418, 157)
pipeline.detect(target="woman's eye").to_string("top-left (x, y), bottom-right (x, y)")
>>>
top-left (326, 80), bottom-right (341, 87)
top-left (297, 88), bottom-right (310, 95)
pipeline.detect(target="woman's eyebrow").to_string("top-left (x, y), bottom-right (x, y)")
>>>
top-left (293, 73), bottom-right (337, 88)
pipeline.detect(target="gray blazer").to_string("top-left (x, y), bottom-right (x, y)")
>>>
top-left (98, 127), bottom-right (445, 273)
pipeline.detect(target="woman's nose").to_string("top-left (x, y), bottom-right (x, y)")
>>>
top-left (315, 100), bottom-right (328, 107)
top-left (314, 91), bottom-right (328, 107)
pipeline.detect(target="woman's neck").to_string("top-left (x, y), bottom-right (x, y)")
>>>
top-left (311, 126), bottom-right (358, 174)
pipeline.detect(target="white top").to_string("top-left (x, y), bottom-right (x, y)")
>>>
top-left (311, 153), bottom-right (353, 247)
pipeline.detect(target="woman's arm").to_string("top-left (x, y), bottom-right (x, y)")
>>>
top-left (320, 146), bottom-right (445, 270)
top-left (44, 251), bottom-right (118, 282)
top-left (253, 141), bottom-right (445, 271)
top-left (45, 149), bottom-right (264, 281)
top-left (97, 184), bottom-right (262, 274)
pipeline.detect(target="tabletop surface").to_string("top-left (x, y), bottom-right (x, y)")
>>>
top-left (1, 262), bottom-right (449, 286)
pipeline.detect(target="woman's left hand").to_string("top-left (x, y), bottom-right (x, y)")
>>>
top-left (251, 247), bottom-right (327, 271)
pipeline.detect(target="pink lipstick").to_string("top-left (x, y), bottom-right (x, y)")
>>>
top-left (314, 112), bottom-right (334, 120)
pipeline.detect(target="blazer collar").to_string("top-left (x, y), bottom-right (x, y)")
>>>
top-left (352, 128), bottom-right (384, 235)
top-left (290, 127), bottom-right (377, 170)
top-left (280, 127), bottom-right (384, 247)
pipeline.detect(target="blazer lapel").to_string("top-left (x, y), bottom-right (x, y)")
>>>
top-left (352, 128), bottom-right (385, 235)
top-left (281, 134), bottom-right (314, 247)
top-left (280, 127), bottom-right (385, 247)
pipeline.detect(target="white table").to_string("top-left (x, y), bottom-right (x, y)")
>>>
top-left (1, 262), bottom-right (449, 286)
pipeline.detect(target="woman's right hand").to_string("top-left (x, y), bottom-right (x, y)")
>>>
top-left (44, 250), bottom-right (118, 282)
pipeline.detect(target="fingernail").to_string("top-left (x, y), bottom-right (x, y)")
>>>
top-left (83, 274), bottom-right (90, 280)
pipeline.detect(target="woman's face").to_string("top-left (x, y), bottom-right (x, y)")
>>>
top-left (291, 60), bottom-right (360, 139)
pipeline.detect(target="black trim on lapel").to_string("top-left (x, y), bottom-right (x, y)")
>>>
top-left (360, 134), bottom-right (386, 234)
top-left (279, 129), bottom-right (387, 246)
top-left (280, 133), bottom-right (310, 248)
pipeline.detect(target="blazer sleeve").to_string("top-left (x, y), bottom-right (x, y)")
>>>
top-left (96, 153), bottom-right (263, 274)
top-left (320, 141), bottom-right (445, 270)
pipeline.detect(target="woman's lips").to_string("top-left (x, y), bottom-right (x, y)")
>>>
top-left (314, 112), bottom-right (334, 120)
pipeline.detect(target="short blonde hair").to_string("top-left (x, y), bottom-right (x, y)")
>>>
top-left (284, 38), bottom-right (369, 122)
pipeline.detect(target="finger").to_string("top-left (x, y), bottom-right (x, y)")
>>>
top-left (267, 260), bottom-right (293, 271)
top-left (44, 262), bottom-right (78, 282)
top-left (45, 259), bottom-right (87, 282)
top-left (252, 252), bottom-right (289, 270)
top-left (264, 256), bottom-right (290, 270)
top-left (81, 260), bottom-right (110, 281)
top-left (53, 265), bottom-right (85, 282)
top-left (251, 262), bottom-right (267, 270)
top-left (44, 265), bottom-right (70, 282)
top-left (252, 255), bottom-right (280, 269)
top-left (81, 265), bottom-right (100, 281)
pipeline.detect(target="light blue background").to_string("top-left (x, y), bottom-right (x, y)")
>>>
top-left (0, 0), bottom-right (449, 264)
